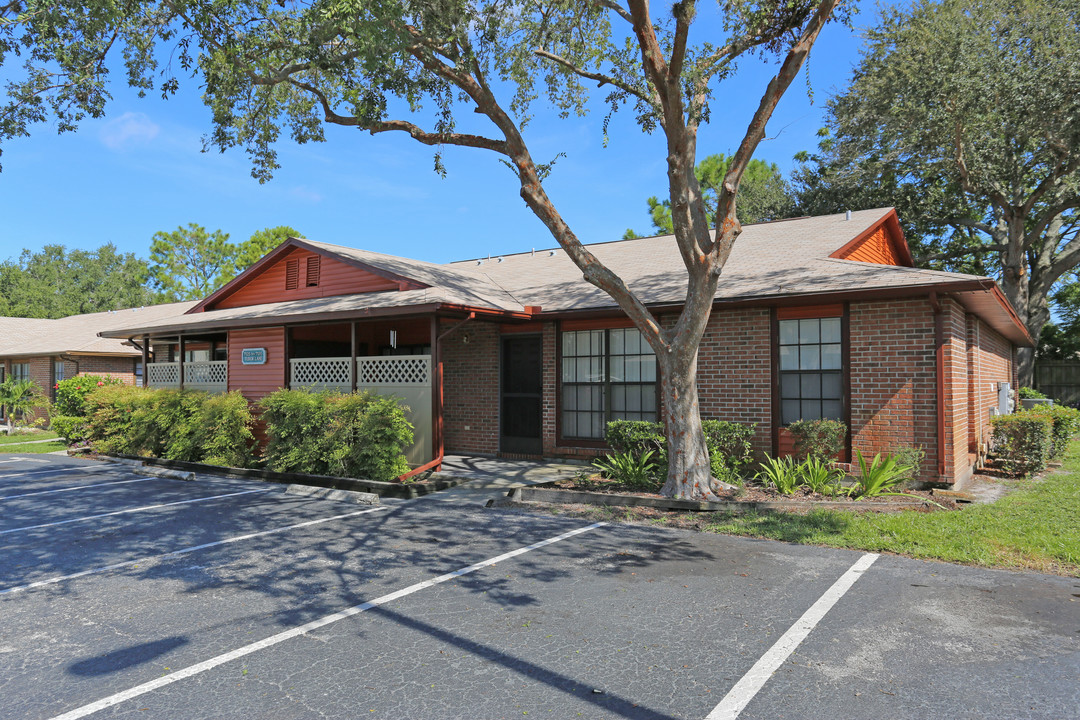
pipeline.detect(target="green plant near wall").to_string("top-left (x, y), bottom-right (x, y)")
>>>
top-left (787, 419), bottom-right (847, 461)
top-left (0, 378), bottom-right (47, 433)
top-left (592, 450), bottom-right (660, 492)
top-left (702, 420), bottom-right (756, 484)
top-left (991, 413), bottom-right (1053, 476)
top-left (1025, 404), bottom-right (1080, 459)
top-left (1018, 386), bottom-right (1047, 400)
top-left (755, 455), bottom-right (801, 495)
top-left (53, 375), bottom-right (123, 417)
top-left (798, 456), bottom-right (845, 495)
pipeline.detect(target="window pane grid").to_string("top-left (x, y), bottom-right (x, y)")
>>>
top-left (778, 317), bottom-right (843, 426)
top-left (561, 328), bottom-right (657, 439)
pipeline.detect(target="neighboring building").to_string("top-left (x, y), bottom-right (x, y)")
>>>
top-left (97, 209), bottom-right (1030, 486)
top-left (0, 303), bottom-right (197, 420)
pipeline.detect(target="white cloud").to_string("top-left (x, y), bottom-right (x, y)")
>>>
top-left (99, 112), bottom-right (160, 150)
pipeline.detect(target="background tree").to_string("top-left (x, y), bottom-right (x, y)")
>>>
top-left (0, 244), bottom-right (159, 318)
top-left (149, 223), bottom-right (236, 301)
top-left (625, 153), bottom-right (796, 238)
top-left (225, 226), bottom-right (304, 283)
top-left (792, 0), bottom-right (1080, 384)
top-left (1037, 270), bottom-right (1080, 360)
top-left (0, 0), bottom-right (846, 500)
top-left (0, 378), bottom-right (46, 433)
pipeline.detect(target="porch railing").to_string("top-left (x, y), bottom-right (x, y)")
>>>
top-left (289, 357), bottom-right (353, 392)
top-left (146, 361), bottom-right (227, 392)
top-left (357, 355), bottom-right (431, 386)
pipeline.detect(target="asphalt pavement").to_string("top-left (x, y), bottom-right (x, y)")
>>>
top-left (0, 454), bottom-right (1076, 719)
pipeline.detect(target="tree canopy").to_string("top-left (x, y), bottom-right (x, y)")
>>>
top-left (0, 0), bottom-right (846, 500)
top-left (792, 0), bottom-right (1080, 382)
top-left (149, 223), bottom-right (236, 301)
top-left (625, 153), bottom-right (796, 238)
top-left (0, 244), bottom-right (158, 317)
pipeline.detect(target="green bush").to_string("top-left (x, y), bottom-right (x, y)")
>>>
top-left (605, 418), bottom-right (756, 484)
top-left (1025, 404), bottom-right (1080, 459)
top-left (50, 415), bottom-right (90, 444)
top-left (797, 456), bottom-right (845, 495)
top-left (702, 420), bottom-right (756, 484)
top-left (54, 375), bottom-right (123, 417)
top-left (260, 389), bottom-right (413, 481)
top-left (787, 419), bottom-right (847, 461)
top-left (851, 450), bottom-right (912, 498)
top-left (84, 386), bottom-right (255, 466)
top-left (891, 445), bottom-right (926, 483)
top-left (755, 455), bottom-right (801, 495)
top-left (1017, 386), bottom-right (1047, 400)
top-left (991, 413), bottom-right (1053, 476)
top-left (592, 450), bottom-right (661, 492)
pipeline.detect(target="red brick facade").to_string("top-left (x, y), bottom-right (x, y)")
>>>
top-left (1, 354), bottom-right (139, 424)
top-left (434, 295), bottom-right (1017, 485)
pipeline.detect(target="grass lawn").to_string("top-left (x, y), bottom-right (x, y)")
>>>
top-left (0, 441), bottom-right (68, 454)
top-left (548, 441), bottom-right (1080, 576)
top-left (0, 430), bottom-right (60, 445)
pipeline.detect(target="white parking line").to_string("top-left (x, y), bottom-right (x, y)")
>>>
top-left (0, 477), bottom-right (156, 501)
top-left (1, 506), bottom-right (388, 595)
top-left (0, 465), bottom-right (110, 478)
top-left (0, 456), bottom-right (49, 465)
top-left (705, 553), bottom-right (879, 720)
top-left (46, 521), bottom-right (607, 720)
top-left (0, 489), bottom-right (269, 535)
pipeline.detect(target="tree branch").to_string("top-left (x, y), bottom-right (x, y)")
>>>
top-left (533, 48), bottom-right (649, 103)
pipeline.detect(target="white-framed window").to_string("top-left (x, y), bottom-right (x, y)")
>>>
top-left (561, 328), bottom-right (658, 440)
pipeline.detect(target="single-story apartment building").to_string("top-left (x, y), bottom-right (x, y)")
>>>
top-left (96, 208), bottom-right (1030, 486)
top-left (0, 303), bottom-right (196, 419)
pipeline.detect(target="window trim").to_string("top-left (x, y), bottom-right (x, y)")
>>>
top-left (771, 304), bottom-right (851, 460)
top-left (555, 322), bottom-right (660, 446)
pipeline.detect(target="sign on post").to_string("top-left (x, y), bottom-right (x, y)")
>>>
top-left (241, 348), bottom-right (267, 365)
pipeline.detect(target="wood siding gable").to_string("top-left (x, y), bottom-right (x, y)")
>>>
top-left (828, 209), bottom-right (914, 267)
top-left (191, 240), bottom-right (429, 312)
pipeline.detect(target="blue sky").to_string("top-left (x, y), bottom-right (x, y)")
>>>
top-left (0, 6), bottom-right (877, 266)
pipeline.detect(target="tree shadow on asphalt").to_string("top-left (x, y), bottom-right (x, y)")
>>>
top-left (68, 636), bottom-right (188, 676)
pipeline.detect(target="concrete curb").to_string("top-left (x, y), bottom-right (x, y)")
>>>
top-left (504, 486), bottom-right (933, 513)
top-left (107, 457), bottom-right (196, 482)
top-left (284, 485), bottom-right (380, 505)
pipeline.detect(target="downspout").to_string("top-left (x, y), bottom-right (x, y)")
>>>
top-left (930, 292), bottom-right (947, 481)
top-left (397, 312), bottom-right (476, 481)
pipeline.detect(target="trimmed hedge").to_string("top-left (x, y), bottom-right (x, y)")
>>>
top-left (786, 418), bottom-right (847, 461)
top-left (1025, 403), bottom-right (1080, 459)
top-left (84, 386), bottom-right (255, 467)
top-left (53, 375), bottom-right (123, 417)
top-left (259, 389), bottom-right (413, 481)
top-left (50, 415), bottom-right (90, 443)
top-left (991, 413), bottom-right (1052, 476)
top-left (603, 419), bottom-right (756, 483)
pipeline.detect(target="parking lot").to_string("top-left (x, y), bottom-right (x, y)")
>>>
top-left (1, 454), bottom-right (1078, 719)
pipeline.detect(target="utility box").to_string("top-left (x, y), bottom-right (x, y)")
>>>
top-left (998, 381), bottom-right (1012, 415)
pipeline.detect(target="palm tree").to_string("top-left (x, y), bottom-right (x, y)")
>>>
top-left (0, 378), bottom-right (46, 434)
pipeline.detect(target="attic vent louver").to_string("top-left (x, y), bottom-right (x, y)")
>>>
top-left (285, 258), bottom-right (300, 290)
top-left (548, 250), bottom-right (556, 256)
top-left (306, 256), bottom-right (321, 287)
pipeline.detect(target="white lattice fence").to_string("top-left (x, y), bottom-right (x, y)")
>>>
top-left (290, 357), bottom-right (353, 391)
top-left (356, 356), bottom-right (431, 386)
top-left (147, 362), bottom-right (180, 386)
top-left (185, 361), bottom-right (228, 387)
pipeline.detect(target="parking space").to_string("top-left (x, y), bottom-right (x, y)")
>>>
top-left (2, 456), bottom-right (1077, 719)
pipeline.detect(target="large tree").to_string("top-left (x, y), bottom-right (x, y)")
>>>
top-left (625, 153), bottom-right (796, 238)
top-left (0, 244), bottom-right (158, 317)
top-left (0, 0), bottom-right (845, 500)
top-left (792, 0), bottom-right (1080, 385)
top-left (227, 225), bottom-right (305, 280)
top-left (149, 223), bottom-right (236, 301)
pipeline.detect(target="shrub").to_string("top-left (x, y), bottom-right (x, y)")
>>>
top-left (1025, 404), bottom-right (1080, 459)
top-left (1017, 386), bottom-right (1047, 400)
top-left (54, 375), bottom-right (123, 417)
top-left (260, 389), bottom-right (413, 481)
top-left (797, 456), bottom-right (844, 495)
top-left (605, 420), bottom-right (667, 474)
top-left (755, 455), bottom-right (801, 495)
top-left (0, 377), bottom-right (48, 433)
top-left (51, 415), bottom-right (90, 444)
top-left (991, 413), bottom-right (1053, 476)
top-left (787, 419), bottom-right (847, 461)
top-left (851, 450), bottom-right (912, 498)
top-left (891, 445), bottom-right (926, 483)
top-left (83, 386), bottom-right (255, 466)
top-left (702, 420), bottom-right (756, 484)
top-left (592, 450), bottom-right (661, 492)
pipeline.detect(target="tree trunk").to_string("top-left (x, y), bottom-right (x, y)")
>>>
top-left (657, 343), bottom-right (720, 501)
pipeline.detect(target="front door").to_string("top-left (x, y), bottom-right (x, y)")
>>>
top-left (501, 335), bottom-right (543, 454)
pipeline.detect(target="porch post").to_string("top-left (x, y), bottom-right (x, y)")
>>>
top-left (141, 335), bottom-right (150, 388)
top-left (178, 335), bottom-right (186, 389)
top-left (350, 321), bottom-right (358, 393)
top-left (283, 326), bottom-right (291, 390)
top-left (430, 315), bottom-right (443, 469)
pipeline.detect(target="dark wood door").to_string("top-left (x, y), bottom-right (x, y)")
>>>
top-left (501, 335), bottom-right (543, 454)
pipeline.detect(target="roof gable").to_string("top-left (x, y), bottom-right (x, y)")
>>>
top-left (193, 239), bottom-right (428, 313)
top-left (828, 209), bottom-right (914, 266)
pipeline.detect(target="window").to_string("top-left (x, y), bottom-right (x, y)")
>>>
top-left (305, 256), bottom-right (321, 287)
top-left (778, 316), bottom-right (843, 425)
top-left (135, 361), bottom-right (144, 388)
top-left (285, 258), bottom-right (300, 290)
top-left (54, 360), bottom-right (65, 384)
top-left (561, 328), bottom-right (657, 440)
top-left (11, 362), bottom-right (29, 382)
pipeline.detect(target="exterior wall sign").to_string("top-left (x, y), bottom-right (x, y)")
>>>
top-left (241, 348), bottom-right (267, 365)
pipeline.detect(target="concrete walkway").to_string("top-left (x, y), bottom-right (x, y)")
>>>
top-left (422, 454), bottom-right (586, 505)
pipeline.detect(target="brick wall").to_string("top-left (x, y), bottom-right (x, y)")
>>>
top-left (849, 299), bottom-right (939, 482)
top-left (0, 354), bottom-right (137, 425)
top-left (441, 320), bottom-right (500, 455)
top-left (942, 298), bottom-right (971, 484)
top-left (968, 317), bottom-right (1014, 464)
